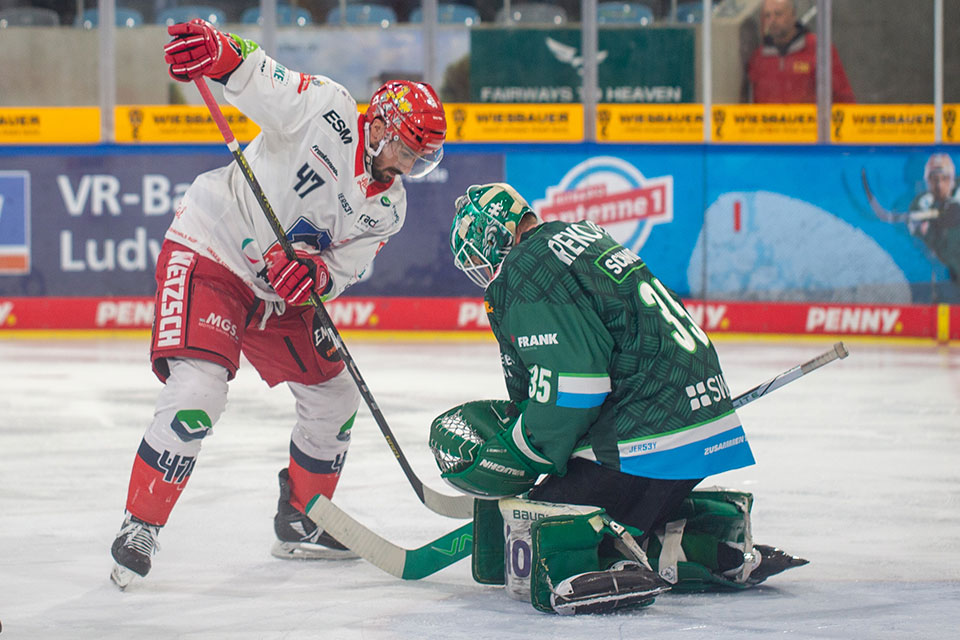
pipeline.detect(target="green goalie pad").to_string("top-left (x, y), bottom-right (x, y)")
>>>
top-left (528, 508), bottom-right (649, 613)
top-left (645, 488), bottom-right (757, 592)
top-left (472, 498), bottom-right (506, 585)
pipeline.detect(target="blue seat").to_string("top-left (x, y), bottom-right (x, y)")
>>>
top-left (495, 2), bottom-right (567, 25)
top-left (0, 7), bottom-right (60, 27)
top-left (676, 1), bottom-right (703, 23)
top-left (597, 2), bottom-right (653, 24)
top-left (80, 8), bottom-right (144, 28)
top-left (409, 4), bottom-right (481, 25)
top-left (241, 5), bottom-right (313, 26)
top-left (326, 4), bottom-right (397, 26)
top-left (156, 5), bottom-right (227, 26)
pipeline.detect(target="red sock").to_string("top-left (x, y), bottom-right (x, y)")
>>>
top-left (287, 457), bottom-right (340, 513)
top-left (124, 439), bottom-right (196, 526)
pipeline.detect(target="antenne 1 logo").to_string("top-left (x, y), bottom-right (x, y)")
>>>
top-left (532, 156), bottom-right (673, 254)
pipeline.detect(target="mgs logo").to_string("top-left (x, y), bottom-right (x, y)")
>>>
top-left (532, 156), bottom-right (674, 254)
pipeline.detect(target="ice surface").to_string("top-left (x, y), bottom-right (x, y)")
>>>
top-left (1, 337), bottom-right (958, 639)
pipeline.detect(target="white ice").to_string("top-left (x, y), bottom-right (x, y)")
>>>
top-left (1, 337), bottom-right (958, 639)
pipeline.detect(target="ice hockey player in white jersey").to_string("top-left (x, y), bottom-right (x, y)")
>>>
top-left (110, 18), bottom-right (446, 589)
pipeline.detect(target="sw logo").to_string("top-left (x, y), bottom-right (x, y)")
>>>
top-left (685, 374), bottom-right (730, 411)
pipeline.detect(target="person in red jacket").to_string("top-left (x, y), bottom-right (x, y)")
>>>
top-left (746, 0), bottom-right (855, 104)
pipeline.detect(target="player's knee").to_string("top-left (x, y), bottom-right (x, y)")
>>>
top-left (153, 358), bottom-right (229, 443)
top-left (288, 372), bottom-right (360, 448)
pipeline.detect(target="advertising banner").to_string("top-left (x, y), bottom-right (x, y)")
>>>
top-left (3, 144), bottom-right (959, 316)
top-left (114, 106), bottom-right (262, 143)
top-left (444, 104), bottom-right (582, 143)
top-left (506, 146), bottom-right (960, 304)
top-left (0, 296), bottom-right (950, 342)
top-left (470, 28), bottom-right (695, 104)
top-left (831, 105), bottom-right (935, 145)
top-left (0, 147), bottom-right (501, 299)
top-left (0, 148), bottom-right (227, 297)
top-left (711, 105), bottom-right (817, 144)
top-left (597, 104), bottom-right (704, 143)
top-left (0, 107), bottom-right (100, 144)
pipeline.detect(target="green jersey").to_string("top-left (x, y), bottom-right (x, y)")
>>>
top-left (484, 220), bottom-right (754, 480)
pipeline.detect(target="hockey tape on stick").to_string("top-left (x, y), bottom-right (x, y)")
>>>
top-left (306, 495), bottom-right (473, 580)
top-left (732, 342), bottom-right (848, 409)
top-left (194, 78), bottom-right (474, 519)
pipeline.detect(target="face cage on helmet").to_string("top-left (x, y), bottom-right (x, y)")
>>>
top-left (452, 240), bottom-right (498, 289)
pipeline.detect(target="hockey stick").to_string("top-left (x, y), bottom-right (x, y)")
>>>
top-left (306, 495), bottom-right (473, 579)
top-left (309, 343), bottom-right (849, 580)
top-left (861, 168), bottom-right (938, 224)
top-left (731, 341), bottom-right (848, 409)
top-left (193, 78), bottom-right (473, 519)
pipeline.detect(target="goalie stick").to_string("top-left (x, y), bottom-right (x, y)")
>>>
top-left (306, 494), bottom-right (474, 580)
top-left (311, 344), bottom-right (849, 580)
top-left (731, 341), bottom-right (848, 409)
top-left (194, 78), bottom-right (473, 520)
top-left (861, 168), bottom-right (938, 224)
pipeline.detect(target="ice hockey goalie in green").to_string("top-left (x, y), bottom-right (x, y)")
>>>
top-left (430, 182), bottom-right (807, 614)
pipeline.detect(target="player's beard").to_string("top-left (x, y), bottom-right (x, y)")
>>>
top-left (370, 156), bottom-right (400, 184)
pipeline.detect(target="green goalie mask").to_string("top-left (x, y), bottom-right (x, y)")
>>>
top-left (450, 183), bottom-right (537, 288)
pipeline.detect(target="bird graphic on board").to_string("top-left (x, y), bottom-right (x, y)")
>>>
top-left (545, 37), bottom-right (609, 75)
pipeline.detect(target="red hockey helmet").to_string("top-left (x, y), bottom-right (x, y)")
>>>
top-left (365, 80), bottom-right (446, 178)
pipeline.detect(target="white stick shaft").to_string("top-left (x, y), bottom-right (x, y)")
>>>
top-left (732, 342), bottom-right (848, 409)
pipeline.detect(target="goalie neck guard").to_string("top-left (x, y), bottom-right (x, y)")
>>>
top-left (450, 183), bottom-right (538, 288)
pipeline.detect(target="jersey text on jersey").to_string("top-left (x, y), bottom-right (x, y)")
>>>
top-left (323, 110), bottom-right (353, 144)
top-left (156, 250), bottom-right (194, 348)
top-left (547, 220), bottom-right (606, 265)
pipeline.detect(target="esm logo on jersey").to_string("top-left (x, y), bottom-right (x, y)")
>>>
top-left (532, 156), bottom-right (673, 254)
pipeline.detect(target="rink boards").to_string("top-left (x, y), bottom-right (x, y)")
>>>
top-left (1, 142), bottom-right (959, 342)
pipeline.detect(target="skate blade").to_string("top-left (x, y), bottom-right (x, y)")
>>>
top-left (270, 540), bottom-right (359, 561)
top-left (110, 563), bottom-right (137, 590)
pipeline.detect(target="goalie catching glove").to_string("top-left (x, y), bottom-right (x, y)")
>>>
top-left (429, 400), bottom-right (556, 498)
top-left (267, 250), bottom-right (332, 306)
top-left (164, 19), bottom-right (259, 83)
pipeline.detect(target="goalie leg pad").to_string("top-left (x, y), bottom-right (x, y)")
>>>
top-left (550, 560), bottom-right (669, 615)
top-left (527, 506), bottom-right (668, 614)
top-left (499, 498), bottom-right (605, 606)
top-left (645, 488), bottom-right (806, 591)
top-left (472, 498), bottom-right (506, 585)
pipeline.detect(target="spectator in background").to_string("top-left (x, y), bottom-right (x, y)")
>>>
top-left (746, 0), bottom-right (855, 104)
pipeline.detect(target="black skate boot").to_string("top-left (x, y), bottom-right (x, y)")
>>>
top-left (110, 513), bottom-right (161, 589)
top-left (271, 468), bottom-right (358, 560)
top-left (745, 544), bottom-right (809, 585)
top-left (550, 560), bottom-right (671, 615)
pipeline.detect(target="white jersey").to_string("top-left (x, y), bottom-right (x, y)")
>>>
top-left (167, 48), bottom-right (407, 302)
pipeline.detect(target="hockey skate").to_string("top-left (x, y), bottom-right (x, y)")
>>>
top-left (745, 544), bottom-right (809, 585)
top-left (271, 468), bottom-right (358, 560)
top-left (110, 514), bottom-right (161, 589)
top-left (550, 560), bottom-right (671, 615)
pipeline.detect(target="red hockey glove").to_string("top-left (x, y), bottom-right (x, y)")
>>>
top-left (164, 19), bottom-right (243, 83)
top-left (267, 251), bottom-right (332, 306)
